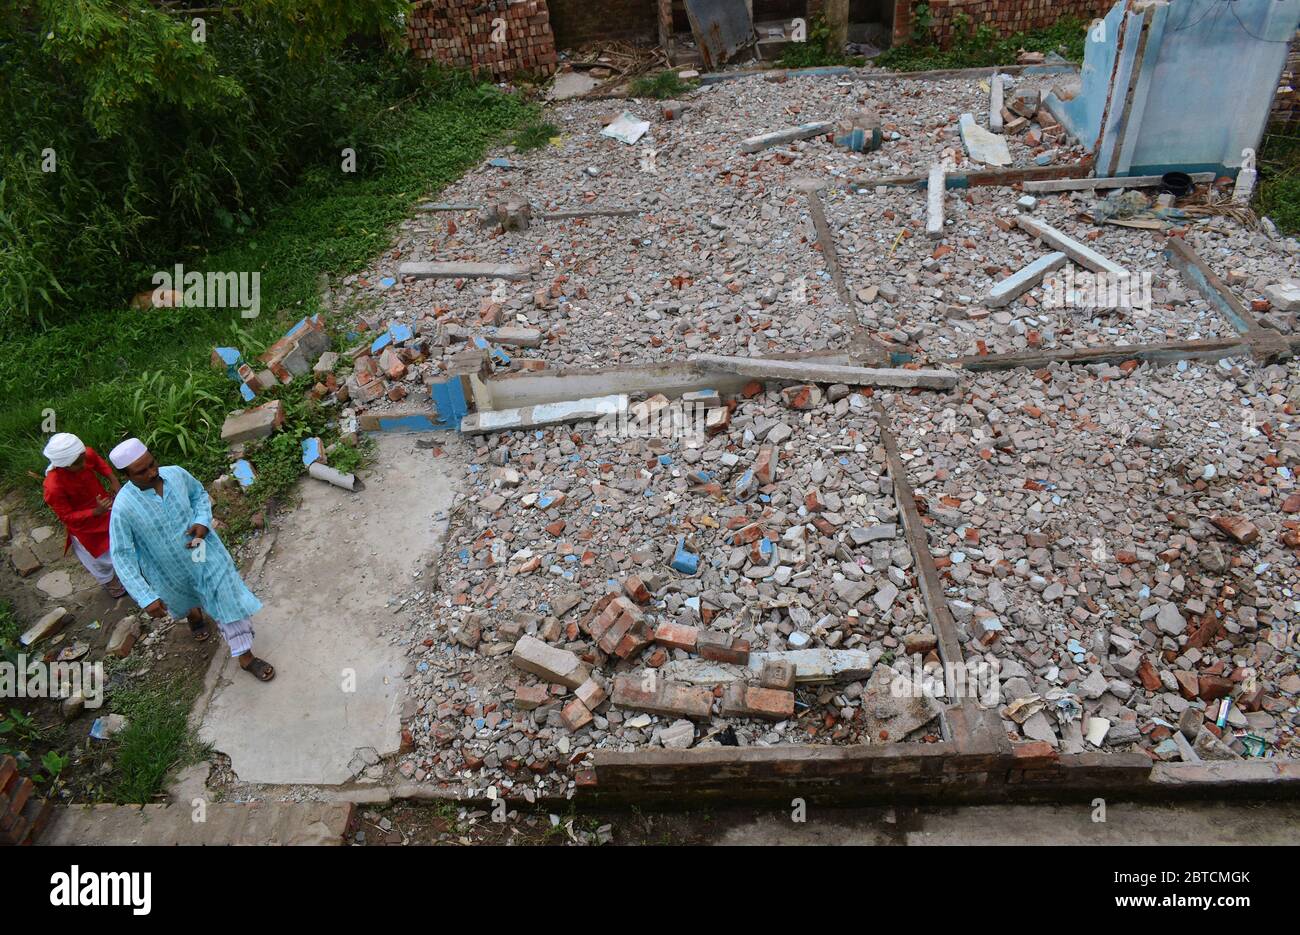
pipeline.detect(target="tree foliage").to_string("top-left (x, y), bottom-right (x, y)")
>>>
top-left (0, 1), bottom-right (414, 326)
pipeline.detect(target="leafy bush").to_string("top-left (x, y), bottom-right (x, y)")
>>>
top-left (877, 16), bottom-right (1088, 72)
top-left (1257, 128), bottom-right (1300, 236)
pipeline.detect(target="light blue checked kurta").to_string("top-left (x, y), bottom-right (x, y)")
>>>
top-left (109, 465), bottom-right (262, 625)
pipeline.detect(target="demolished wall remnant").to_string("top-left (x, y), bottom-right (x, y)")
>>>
top-left (408, 0), bottom-right (558, 78)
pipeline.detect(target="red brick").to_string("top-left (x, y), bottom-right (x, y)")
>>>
top-left (720, 683), bottom-right (795, 720)
top-left (653, 621), bottom-right (699, 652)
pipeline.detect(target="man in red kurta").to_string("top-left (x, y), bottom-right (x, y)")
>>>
top-left (42, 433), bottom-right (126, 598)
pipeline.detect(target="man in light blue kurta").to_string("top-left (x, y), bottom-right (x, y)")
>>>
top-left (108, 438), bottom-right (275, 682)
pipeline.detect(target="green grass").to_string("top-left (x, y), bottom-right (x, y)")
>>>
top-left (629, 71), bottom-right (698, 100)
top-left (876, 17), bottom-right (1088, 72)
top-left (1257, 128), bottom-right (1300, 236)
top-left (0, 79), bottom-right (528, 510)
top-left (511, 117), bottom-right (561, 152)
top-left (107, 673), bottom-right (209, 804)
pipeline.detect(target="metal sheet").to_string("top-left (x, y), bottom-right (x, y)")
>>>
top-left (683, 0), bottom-right (753, 70)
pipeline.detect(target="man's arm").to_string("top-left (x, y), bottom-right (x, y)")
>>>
top-left (109, 505), bottom-right (161, 610)
top-left (179, 466), bottom-right (214, 533)
top-left (44, 480), bottom-right (99, 526)
top-left (86, 447), bottom-right (121, 493)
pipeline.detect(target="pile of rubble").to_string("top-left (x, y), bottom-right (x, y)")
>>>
top-left (885, 358), bottom-right (1299, 761)
top-left (391, 384), bottom-right (959, 794)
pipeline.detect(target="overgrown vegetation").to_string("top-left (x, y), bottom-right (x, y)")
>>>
top-left (1257, 127), bottom-right (1300, 236)
top-left (629, 70), bottom-right (699, 100)
top-left (107, 673), bottom-right (209, 804)
top-left (777, 14), bottom-right (865, 69)
top-left (0, 14), bottom-right (528, 500)
top-left (876, 11), bottom-right (1089, 72)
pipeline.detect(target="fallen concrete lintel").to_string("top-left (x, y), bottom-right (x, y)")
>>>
top-left (741, 121), bottom-right (833, 153)
top-left (926, 163), bottom-right (946, 238)
top-left (1015, 215), bottom-right (1126, 276)
top-left (537, 208), bottom-right (641, 220)
top-left (697, 63), bottom-right (1077, 87)
top-left (987, 251), bottom-right (1067, 308)
top-left (1023, 171), bottom-right (1216, 193)
top-left (806, 189), bottom-right (852, 304)
top-left (949, 338), bottom-right (1258, 371)
top-left (444, 325), bottom-right (544, 348)
top-left (461, 394), bottom-right (627, 434)
top-left (479, 352), bottom-right (858, 410)
top-left (688, 354), bottom-right (959, 390)
top-left (1164, 238), bottom-right (1263, 336)
top-left (989, 74), bottom-right (1004, 134)
top-left (414, 202), bottom-right (479, 212)
top-left (848, 158), bottom-right (1094, 191)
top-left (399, 262), bottom-right (530, 281)
top-left (877, 402), bottom-right (998, 754)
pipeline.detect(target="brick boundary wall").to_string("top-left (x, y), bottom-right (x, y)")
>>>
top-left (407, 0), bottom-right (558, 78)
top-left (576, 742), bottom-right (1300, 806)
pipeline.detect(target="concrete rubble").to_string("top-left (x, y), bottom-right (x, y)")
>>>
top-left (322, 66), bottom-right (1299, 799)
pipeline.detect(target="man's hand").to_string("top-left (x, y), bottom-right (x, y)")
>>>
top-left (92, 495), bottom-right (113, 516)
top-left (185, 523), bottom-right (209, 550)
top-left (144, 599), bottom-right (167, 619)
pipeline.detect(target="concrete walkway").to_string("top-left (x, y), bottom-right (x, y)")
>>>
top-left (194, 435), bottom-right (458, 785)
top-left (42, 802), bottom-right (354, 845)
top-left (708, 801), bottom-right (1300, 845)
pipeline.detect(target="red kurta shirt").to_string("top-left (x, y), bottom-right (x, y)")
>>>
top-left (43, 446), bottom-right (116, 557)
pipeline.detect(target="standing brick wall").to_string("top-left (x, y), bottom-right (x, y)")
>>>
top-left (407, 0), bottom-right (558, 78)
top-left (1274, 32), bottom-right (1300, 124)
top-left (548, 0), bottom-right (658, 47)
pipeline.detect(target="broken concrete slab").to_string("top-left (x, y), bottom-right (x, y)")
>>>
top-left (398, 262), bottom-right (530, 281)
top-left (987, 251), bottom-right (1068, 308)
top-left (510, 635), bottom-right (591, 689)
top-left (220, 400), bottom-right (284, 444)
top-left (747, 648), bottom-right (874, 683)
top-left (1015, 215), bottom-right (1126, 276)
top-left (21, 607), bottom-right (68, 647)
top-left (859, 665), bottom-right (943, 740)
top-left (958, 113), bottom-right (1012, 167)
top-left (686, 354), bottom-right (958, 390)
top-left (740, 121), bottom-right (833, 154)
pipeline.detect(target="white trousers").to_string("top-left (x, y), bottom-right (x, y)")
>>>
top-left (216, 616), bottom-right (256, 658)
top-left (71, 537), bottom-right (115, 586)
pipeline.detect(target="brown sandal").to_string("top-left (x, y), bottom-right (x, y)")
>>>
top-left (188, 615), bottom-right (211, 642)
top-left (241, 657), bottom-right (275, 682)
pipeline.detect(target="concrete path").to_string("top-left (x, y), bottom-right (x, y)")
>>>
top-left (194, 435), bottom-right (458, 785)
top-left (708, 801), bottom-right (1300, 846)
top-left (41, 802), bottom-right (354, 845)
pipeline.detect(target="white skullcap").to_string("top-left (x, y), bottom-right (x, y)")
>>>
top-left (42, 433), bottom-right (86, 473)
top-left (109, 438), bottom-right (148, 470)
